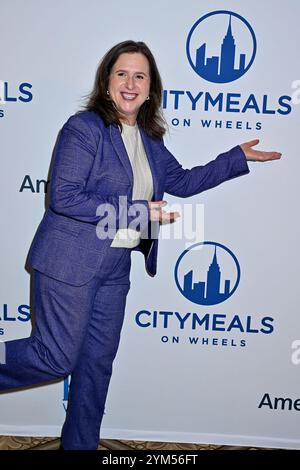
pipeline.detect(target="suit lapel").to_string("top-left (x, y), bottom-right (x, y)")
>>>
top-left (109, 124), bottom-right (133, 185)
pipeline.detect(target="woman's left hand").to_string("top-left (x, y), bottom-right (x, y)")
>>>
top-left (240, 139), bottom-right (282, 162)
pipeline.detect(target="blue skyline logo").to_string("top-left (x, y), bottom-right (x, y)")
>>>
top-left (174, 242), bottom-right (241, 306)
top-left (186, 10), bottom-right (257, 83)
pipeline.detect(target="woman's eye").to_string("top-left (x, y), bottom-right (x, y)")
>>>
top-left (117, 72), bottom-right (126, 77)
top-left (136, 75), bottom-right (144, 80)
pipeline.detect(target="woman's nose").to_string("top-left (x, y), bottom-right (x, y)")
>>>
top-left (125, 76), bottom-right (134, 89)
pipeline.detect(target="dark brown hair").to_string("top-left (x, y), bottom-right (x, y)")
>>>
top-left (82, 40), bottom-right (167, 139)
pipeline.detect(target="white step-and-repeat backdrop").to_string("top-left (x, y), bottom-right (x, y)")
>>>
top-left (1, 0), bottom-right (299, 449)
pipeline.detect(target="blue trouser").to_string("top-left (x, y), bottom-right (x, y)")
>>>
top-left (0, 246), bottom-right (132, 450)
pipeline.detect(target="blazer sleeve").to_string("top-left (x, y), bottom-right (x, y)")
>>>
top-left (50, 114), bottom-right (149, 229)
top-left (161, 141), bottom-right (250, 198)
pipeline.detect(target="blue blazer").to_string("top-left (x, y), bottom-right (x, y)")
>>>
top-left (27, 111), bottom-right (249, 286)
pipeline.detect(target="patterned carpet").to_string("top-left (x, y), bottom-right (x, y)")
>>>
top-left (0, 436), bottom-right (267, 450)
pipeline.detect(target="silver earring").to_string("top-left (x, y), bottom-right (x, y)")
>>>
top-left (106, 90), bottom-right (110, 95)
top-left (146, 96), bottom-right (150, 100)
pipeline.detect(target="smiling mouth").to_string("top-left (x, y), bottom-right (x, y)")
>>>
top-left (121, 92), bottom-right (138, 101)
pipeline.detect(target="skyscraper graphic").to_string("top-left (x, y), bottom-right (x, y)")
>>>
top-left (220, 15), bottom-right (236, 81)
top-left (195, 14), bottom-right (247, 83)
top-left (183, 246), bottom-right (231, 305)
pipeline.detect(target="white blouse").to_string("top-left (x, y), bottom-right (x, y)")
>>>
top-left (111, 122), bottom-right (154, 248)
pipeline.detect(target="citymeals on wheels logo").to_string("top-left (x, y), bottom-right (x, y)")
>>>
top-left (186, 10), bottom-right (256, 83)
top-left (174, 241), bottom-right (240, 306)
top-left (134, 240), bottom-right (275, 350)
top-left (162, 9), bottom-right (294, 131)
top-left (0, 80), bottom-right (33, 119)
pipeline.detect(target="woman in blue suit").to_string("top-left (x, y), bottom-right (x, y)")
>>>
top-left (0, 40), bottom-right (281, 450)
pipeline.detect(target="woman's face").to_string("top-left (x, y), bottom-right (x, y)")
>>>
top-left (108, 52), bottom-right (151, 125)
